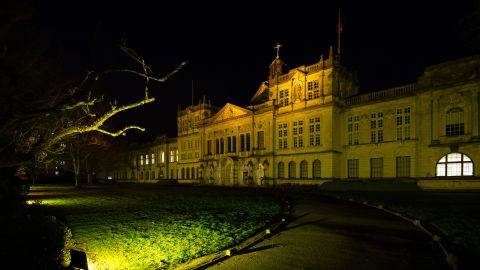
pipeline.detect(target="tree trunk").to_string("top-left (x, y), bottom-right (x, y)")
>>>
top-left (70, 147), bottom-right (81, 187)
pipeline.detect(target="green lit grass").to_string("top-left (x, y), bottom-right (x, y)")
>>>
top-left (29, 185), bottom-right (281, 270)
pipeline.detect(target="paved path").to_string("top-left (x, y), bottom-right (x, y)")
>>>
top-left (206, 192), bottom-right (450, 270)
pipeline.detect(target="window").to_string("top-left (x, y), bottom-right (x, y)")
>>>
top-left (170, 150), bottom-right (175, 162)
top-left (396, 156), bottom-right (411, 177)
top-left (293, 120), bottom-right (304, 147)
top-left (308, 117), bottom-right (321, 146)
top-left (145, 154), bottom-right (149, 165)
top-left (227, 137), bottom-right (232, 152)
top-left (278, 162), bottom-right (285, 178)
top-left (207, 140), bottom-right (212, 155)
top-left (257, 131), bottom-right (265, 149)
top-left (307, 81), bottom-right (313, 100)
top-left (313, 160), bottom-right (321, 178)
top-left (240, 134), bottom-right (245, 151)
top-left (232, 136), bottom-right (236, 152)
top-left (288, 161), bottom-right (296, 178)
top-left (278, 123), bottom-right (288, 149)
top-left (246, 133), bottom-right (250, 151)
top-left (347, 116), bottom-right (359, 145)
top-left (151, 153), bottom-right (155, 164)
top-left (348, 159), bottom-right (359, 178)
top-left (313, 80), bottom-right (319, 98)
top-left (220, 138), bottom-right (224, 154)
top-left (307, 80), bottom-right (319, 100)
top-left (215, 139), bottom-right (220, 154)
top-left (370, 112), bottom-right (383, 143)
top-left (436, 153), bottom-right (473, 176)
top-left (446, 107), bottom-right (464, 136)
top-left (181, 168), bottom-right (185, 179)
top-left (140, 155), bottom-right (144, 166)
top-left (397, 107), bottom-right (411, 140)
top-left (370, 158), bottom-right (383, 178)
top-left (300, 161), bottom-right (308, 178)
top-left (279, 89), bottom-right (289, 106)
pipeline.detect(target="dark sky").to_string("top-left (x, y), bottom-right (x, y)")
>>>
top-left (30, 0), bottom-right (479, 139)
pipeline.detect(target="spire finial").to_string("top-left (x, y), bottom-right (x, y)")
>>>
top-left (274, 43), bottom-right (282, 59)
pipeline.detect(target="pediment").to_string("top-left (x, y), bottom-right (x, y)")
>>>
top-left (211, 103), bottom-right (251, 122)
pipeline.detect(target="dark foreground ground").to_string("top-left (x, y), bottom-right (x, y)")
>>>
top-left (201, 191), bottom-right (453, 270)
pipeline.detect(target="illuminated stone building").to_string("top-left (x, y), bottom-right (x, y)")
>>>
top-left (110, 46), bottom-right (480, 186)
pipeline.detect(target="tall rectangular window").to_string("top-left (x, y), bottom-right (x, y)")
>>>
top-left (278, 123), bottom-right (288, 149)
top-left (227, 137), bottom-right (232, 152)
top-left (160, 152), bottom-right (165, 163)
top-left (313, 80), bottom-right (319, 98)
top-left (240, 134), bottom-right (245, 151)
top-left (293, 120), bottom-right (304, 147)
top-left (140, 155), bottom-right (144, 166)
top-left (397, 107), bottom-right (411, 140)
top-left (151, 153), bottom-right (155, 164)
top-left (246, 133), bottom-right (250, 151)
top-left (370, 158), bottom-right (384, 178)
top-left (232, 136), bottom-right (237, 152)
top-left (220, 138), bottom-right (224, 154)
top-left (347, 116), bottom-right (360, 145)
top-left (307, 81), bottom-right (313, 100)
top-left (215, 139), bottom-right (220, 154)
top-left (307, 80), bottom-right (319, 100)
top-left (348, 159), bottom-right (359, 178)
top-left (170, 150), bottom-right (175, 162)
top-left (257, 131), bottom-right (265, 149)
top-left (396, 156), bottom-right (411, 177)
top-left (309, 117), bottom-right (320, 146)
top-left (371, 112), bottom-right (383, 143)
top-left (279, 89), bottom-right (289, 106)
top-left (207, 140), bottom-right (212, 155)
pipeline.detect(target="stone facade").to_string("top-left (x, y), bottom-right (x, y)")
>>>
top-left (107, 47), bottom-right (480, 186)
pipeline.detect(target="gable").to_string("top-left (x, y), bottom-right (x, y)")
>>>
top-left (210, 103), bottom-right (252, 122)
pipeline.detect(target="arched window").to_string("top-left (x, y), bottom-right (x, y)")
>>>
top-left (181, 168), bottom-right (185, 179)
top-left (300, 161), bottom-right (308, 178)
top-left (140, 171), bottom-right (144, 179)
top-left (191, 167), bottom-right (195, 179)
top-left (446, 107), bottom-right (464, 136)
top-left (186, 168), bottom-right (190, 179)
top-left (289, 161), bottom-right (296, 178)
top-left (278, 162), bottom-right (285, 179)
top-left (313, 160), bottom-right (321, 178)
top-left (436, 153), bottom-right (473, 176)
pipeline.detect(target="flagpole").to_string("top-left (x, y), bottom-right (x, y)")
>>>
top-left (337, 9), bottom-right (342, 56)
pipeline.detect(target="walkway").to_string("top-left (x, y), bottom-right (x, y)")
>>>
top-left (205, 192), bottom-right (450, 270)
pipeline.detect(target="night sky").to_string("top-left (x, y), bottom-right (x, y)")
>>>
top-left (20, 1), bottom-right (480, 139)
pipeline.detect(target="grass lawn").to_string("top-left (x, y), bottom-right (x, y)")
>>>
top-left (316, 189), bottom-right (480, 267)
top-left (27, 184), bottom-right (282, 270)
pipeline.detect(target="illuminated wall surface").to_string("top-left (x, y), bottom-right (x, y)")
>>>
top-left (105, 49), bottom-right (480, 185)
